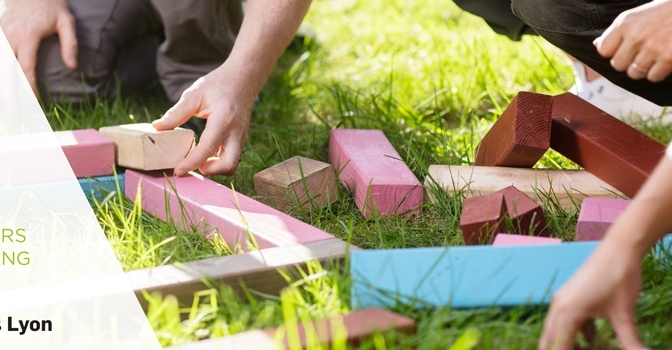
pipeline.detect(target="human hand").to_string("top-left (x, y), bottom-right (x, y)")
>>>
top-left (0, 0), bottom-right (78, 93)
top-left (594, 0), bottom-right (672, 82)
top-left (539, 243), bottom-right (645, 350)
top-left (152, 65), bottom-right (253, 177)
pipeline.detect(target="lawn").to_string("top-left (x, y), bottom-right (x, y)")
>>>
top-left (43, 0), bottom-right (672, 349)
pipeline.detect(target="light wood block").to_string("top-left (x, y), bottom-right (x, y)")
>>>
top-left (99, 123), bottom-right (194, 171)
top-left (460, 192), bottom-right (506, 245)
top-left (426, 165), bottom-right (626, 210)
top-left (164, 308), bottom-right (415, 350)
top-left (125, 170), bottom-right (335, 251)
top-left (128, 239), bottom-right (356, 310)
top-left (56, 129), bottom-right (115, 178)
top-left (576, 198), bottom-right (630, 241)
top-left (351, 242), bottom-right (599, 309)
top-left (498, 185), bottom-right (549, 236)
top-left (253, 156), bottom-right (338, 210)
top-left (550, 93), bottom-right (666, 197)
top-left (329, 129), bottom-right (423, 217)
top-left (475, 92), bottom-right (552, 167)
top-left (493, 233), bottom-right (561, 246)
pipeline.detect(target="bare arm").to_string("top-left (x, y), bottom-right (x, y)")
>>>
top-left (540, 148), bottom-right (672, 350)
top-left (153, 0), bottom-right (312, 176)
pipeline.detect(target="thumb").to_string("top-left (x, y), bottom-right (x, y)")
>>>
top-left (610, 310), bottom-right (646, 350)
top-left (56, 13), bottom-right (78, 70)
top-left (153, 94), bottom-right (199, 131)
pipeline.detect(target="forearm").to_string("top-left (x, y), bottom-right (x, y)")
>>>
top-left (600, 147), bottom-right (672, 260)
top-left (220, 0), bottom-right (312, 99)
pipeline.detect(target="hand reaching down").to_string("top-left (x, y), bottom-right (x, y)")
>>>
top-left (0, 0), bottom-right (78, 93)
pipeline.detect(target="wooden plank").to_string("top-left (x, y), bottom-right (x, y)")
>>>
top-left (576, 198), bottom-right (630, 241)
top-left (351, 242), bottom-right (599, 309)
top-left (329, 129), bottom-right (423, 217)
top-left (493, 233), bottom-right (561, 246)
top-left (128, 239), bottom-right (357, 310)
top-left (164, 308), bottom-right (415, 350)
top-left (99, 123), bottom-right (194, 171)
top-left (56, 129), bottom-right (115, 178)
top-left (475, 92), bottom-right (552, 167)
top-left (459, 192), bottom-right (506, 245)
top-left (78, 174), bottom-right (125, 202)
top-left (125, 170), bottom-right (335, 251)
top-left (550, 93), bottom-right (666, 197)
top-left (253, 156), bottom-right (338, 210)
top-left (426, 165), bottom-right (626, 210)
top-left (499, 185), bottom-right (549, 236)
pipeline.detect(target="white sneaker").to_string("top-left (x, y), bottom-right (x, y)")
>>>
top-left (568, 61), bottom-right (672, 125)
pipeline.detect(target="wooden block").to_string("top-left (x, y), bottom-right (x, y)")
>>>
top-left (498, 185), bottom-right (548, 236)
top-left (128, 239), bottom-right (357, 310)
top-left (329, 129), bottom-right (423, 217)
top-left (460, 192), bottom-right (506, 245)
top-left (351, 242), bottom-right (599, 309)
top-left (426, 165), bottom-right (626, 210)
top-left (475, 92), bottom-right (552, 167)
top-left (125, 170), bottom-right (335, 251)
top-left (253, 156), bottom-right (338, 210)
top-left (56, 129), bottom-right (115, 178)
top-left (493, 233), bottom-right (561, 246)
top-left (550, 93), bottom-right (666, 197)
top-left (576, 198), bottom-right (630, 241)
top-left (99, 123), bottom-right (194, 171)
top-left (163, 308), bottom-right (415, 350)
top-left (78, 174), bottom-right (125, 202)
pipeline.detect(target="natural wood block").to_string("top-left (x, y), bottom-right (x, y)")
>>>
top-left (351, 242), bottom-right (599, 309)
top-left (576, 198), bottom-right (630, 241)
top-left (550, 93), bottom-right (666, 197)
top-left (492, 233), bottom-right (561, 246)
top-left (426, 165), bottom-right (626, 210)
top-left (475, 92), bottom-right (552, 167)
top-left (125, 170), bottom-right (335, 251)
top-left (329, 129), bottom-right (423, 217)
top-left (253, 156), bottom-right (338, 210)
top-left (128, 239), bottom-right (357, 310)
top-left (164, 308), bottom-right (415, 350)
top-left (56, 129), bottom-right (115, 178)
top-left (460, 191), bottom-right (507, 245)
top-left (99, 123), bottom-right (194, 171)
top-left (498, 185), bottom-right (549, 236)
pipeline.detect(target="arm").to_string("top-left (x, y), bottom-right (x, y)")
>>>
top-left (539, 147), bottom-right (672, 350)
top-left (152, 0), bottom-right (312, 176)
top-left (595, 0), bottom-right (672, 82)
top-left (0, 0), bottom-right (78, 93)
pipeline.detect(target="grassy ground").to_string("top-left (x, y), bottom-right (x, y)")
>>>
top-left (43, 0), bottom-right (672, 349)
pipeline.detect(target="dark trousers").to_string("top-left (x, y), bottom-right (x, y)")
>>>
top-left (455, 0), bottom-right (672, 107)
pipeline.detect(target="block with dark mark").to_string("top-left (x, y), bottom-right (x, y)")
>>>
top-left (550, 93), bottom-right (666, 197)
top-left (460, 191), bottom-right (507, 245)
top-left (475, 92), bottom-right (552, 167)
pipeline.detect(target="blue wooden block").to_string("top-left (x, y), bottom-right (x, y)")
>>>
top-left (78, 174), bottom-right (125, 202)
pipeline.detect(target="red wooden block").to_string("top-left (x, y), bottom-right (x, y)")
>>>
top-left (497, 185), bottom-right (549, 236)
top-left (124, 170), bottom-right (335, 251)
top-left (550, 93), bottom-right (666, 197)
top-left (460, 191), bottom-right (507, 245)
top-left (329, 129), bottom-right (423, 217)
top-left (165, 308), bottom-right (416, 350)
top-left (492, 233), bottom-right (561, 246)
top-left (56, 129), bottom-right (115, 178)
top-left (475, 92), bottom-right (552, 167)
top-left (576, 198), bottom-right (631, 241)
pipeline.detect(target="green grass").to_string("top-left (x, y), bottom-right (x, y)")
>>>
top-left (42, 0), bottom-right (672, 348)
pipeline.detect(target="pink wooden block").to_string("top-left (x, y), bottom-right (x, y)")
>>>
top-left (56, 129), bottom-right (115, 178)
top-left (125, 170), bottom-right (336, 251)
top-left (576, 198), bottom-right (631, 241)
top-left (492, 233), bottom-right (561, 246)
top-left (329, 129), bottom-right (423, 217)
